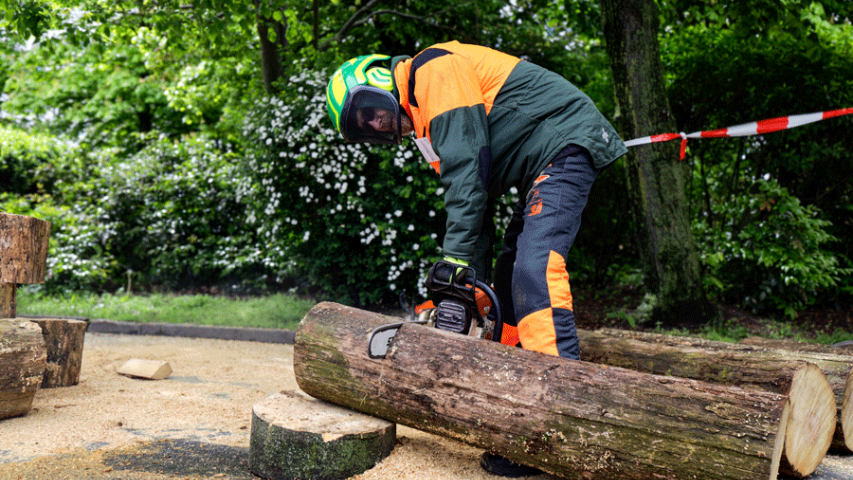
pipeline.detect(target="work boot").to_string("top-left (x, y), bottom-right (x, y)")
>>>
top-left (479, 452), bottom-right (543, 478)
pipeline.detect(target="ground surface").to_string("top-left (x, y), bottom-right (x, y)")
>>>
top-left (2, 326), bottom-right (853, 480)
top-left (0, 332), bottom-right (555, 480)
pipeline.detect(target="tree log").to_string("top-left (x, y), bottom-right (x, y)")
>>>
top-left (740, 336), bottom-right (853, 354)
top-left (293, 302), bottom-right (835, 479)
top-left (250, 390), bottom-right (396, 480)
top-left (0, 284), bottom-right (15, 319)
top-left (0, 212), bottom-right (51, 319)
top-left (0, 319), bottom-right (46, 420)
top-left (30, 318), bottom-right (88, 388)
top-left (587, 328), bottom-right (853, 452)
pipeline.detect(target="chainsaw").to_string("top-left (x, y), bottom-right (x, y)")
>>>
top-left (368, 260), bottom-right (504, 358)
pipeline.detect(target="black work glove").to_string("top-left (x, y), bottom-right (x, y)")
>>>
top-left (426, 257), bottom-right (472, 286)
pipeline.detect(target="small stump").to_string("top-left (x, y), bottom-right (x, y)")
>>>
top-left (250, 390), bottom-right (395, 480)
top-left (30, 318), bottom-right (88, 388)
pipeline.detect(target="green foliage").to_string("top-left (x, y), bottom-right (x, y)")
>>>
top-left (0, 125), bottom-right (62, 194)
top-left (663, 0), bottom-right (853, 316)
top-left (1, 187), bottom-right (114, 291)
top-left (59, 136), bottom-right (264, 291)
top-left (693, 174), bottom-right (850, 317)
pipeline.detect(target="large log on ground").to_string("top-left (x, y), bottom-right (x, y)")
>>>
top-left (250, 390), bottom-right (396, 480)
top-left (293, 302), bottom-right (835, 480)
top-left (0, 319), bottom-right (47, 420)
top-left (31, 318), bottom-right (87, 388)
top-left (0, 212), bottom-right (51, 318)
top-left (585, 328), bottom-right (853, 452)
top-left (740, 336), bottom-right (853, 354)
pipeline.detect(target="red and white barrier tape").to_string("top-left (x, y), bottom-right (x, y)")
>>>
top-left (624, 108), bottom-right (853, 159)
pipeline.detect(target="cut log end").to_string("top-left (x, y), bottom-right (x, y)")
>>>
top-left (782, 363), bottom-right (837, 478)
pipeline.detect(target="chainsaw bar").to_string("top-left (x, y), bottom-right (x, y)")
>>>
top-left (367, 322), bottom-right (404, 359)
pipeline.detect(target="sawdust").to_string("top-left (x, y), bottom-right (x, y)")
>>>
top-left (0, 333), bottom-right (550, 479)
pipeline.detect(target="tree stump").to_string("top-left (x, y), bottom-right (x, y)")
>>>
top-left (586, 328), bottom-right (853, 452)
top-left (30, 318), bottom-right (88, 388)
top-left (0, 212), bottom-right (51, 319)
top-left (0, 320), bottom-right (47, 420)
top-left (250, 390), bottom-right (396, 480)
top-left (293, 302), bottom-right (835, 480)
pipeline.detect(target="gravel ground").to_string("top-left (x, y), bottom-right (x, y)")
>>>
top-left (1, 331), bottom-right (852, 480)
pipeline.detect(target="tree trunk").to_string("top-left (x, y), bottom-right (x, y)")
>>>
top-left (0, 320), bottom-right (46, 420)
top-left (599, 0), bottom-right (712, 326)
top-left (31, 318), bottom-right (88, 388)
top-left (256, 12), bottom-right (288, 95)
top-left (293, 302), bottom-right (833, 479)
top-left (584, 328), bottom-right (853, 451)
top-left (0, 212), bottom-right (51, 319)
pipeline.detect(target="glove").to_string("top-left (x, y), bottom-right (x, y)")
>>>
top-left (427, 257), bottom-right (472, 286)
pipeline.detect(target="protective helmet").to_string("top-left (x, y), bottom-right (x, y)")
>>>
top-left (327, 54), bottom-right (402, 145)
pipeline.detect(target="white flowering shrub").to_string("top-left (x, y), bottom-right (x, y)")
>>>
top-left (15, 135), bottom-right (264, 293)
top-left (238, 68), bottom-right (456, 306)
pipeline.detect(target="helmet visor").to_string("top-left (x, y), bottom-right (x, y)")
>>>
top-left (340, 86), bottom-right (402, 145)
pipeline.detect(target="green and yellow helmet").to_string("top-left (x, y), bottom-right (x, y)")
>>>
top-left (326, 54), bottom-right (402, 145)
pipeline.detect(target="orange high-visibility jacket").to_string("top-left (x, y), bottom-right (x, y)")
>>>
top-left (391, 42), bottom-right (627, 275)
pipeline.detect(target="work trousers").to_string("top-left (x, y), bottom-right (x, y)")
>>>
top-left (493, 144), bottom-right (600, 359)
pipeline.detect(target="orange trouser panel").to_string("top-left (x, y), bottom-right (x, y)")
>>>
top-left (518, 309), bottom-right (559, 356)
top-left (517, 251), bottom-right (573, 357)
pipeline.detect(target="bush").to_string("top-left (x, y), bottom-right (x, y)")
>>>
top-left (0, 125), bottom-right (63, 194)
top-left (3, 133), bottom-right (269, 294)
top-left (60, 136), bottom-right (267, 292)
top-left (693, 176), bottom-right (850, 318)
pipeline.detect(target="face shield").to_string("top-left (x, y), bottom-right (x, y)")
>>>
top-left (340, 85), bottom-right (402, 145)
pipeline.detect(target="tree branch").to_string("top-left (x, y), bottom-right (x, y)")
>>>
top-left (317, 0), bottom-right (384, 51)
top-left (317, 1), bottom-right (470, 51)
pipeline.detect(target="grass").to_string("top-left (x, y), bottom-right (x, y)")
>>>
top-left (16, 289), bottom-right (317, 331)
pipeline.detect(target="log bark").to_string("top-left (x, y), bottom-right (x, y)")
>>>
top-left (293, 302), bottom-right (834, 480)
top-left (0, 319), bottom-right (46, 420)
top-left (740, 336), bottom-right (853, 354)
top-left (587, 328), bottom-right (853, 452)
top-left (0, 212), bottom-right (51, 319)
top-left (0, 284), bottom-right (15, 319)
top-left (250, 390), bottom-right (395, 480)
top-left (30, 318), bottom-right (87, 388)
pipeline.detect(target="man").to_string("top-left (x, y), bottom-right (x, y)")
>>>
top-left (327, 42), bottom-right (626, 477)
